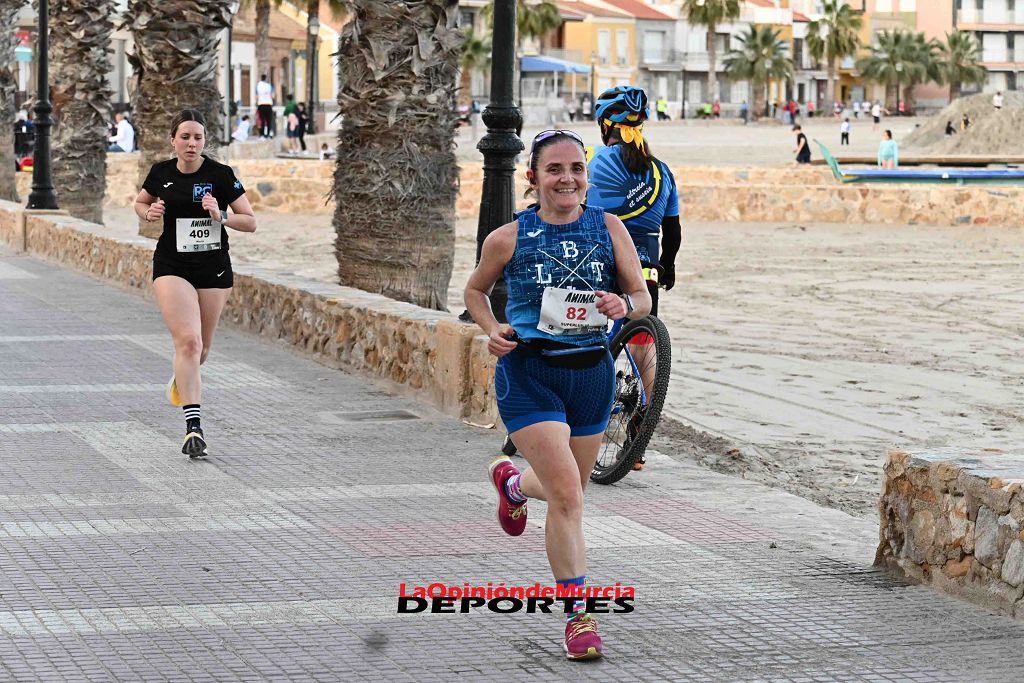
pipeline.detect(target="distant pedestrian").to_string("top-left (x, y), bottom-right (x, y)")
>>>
top-left (231, 115), bottom-right (251, 143)
top-left (712, 99), bottom-right (721, 118)
top-left (898, 100), bottom-right (905, 116)
top-left (878, 129), bottom-right (898, 169)
top-left (793, 125), bottom-right (811, 164)
top-left (107, 111), bottom-right (135, 152)
top-left (256, 74), bottom-right (274, 138)
top-left (961, 112), bottom-right (971, 130)
top-left (740, 100), bottom-right (749, 124)
top-left (993, 90), bottom-right (1004, 110)
top-left (944, 120), bottom-right (956, 137)
top-left (807, 99), bottom-right (816, 118)
top-left (853, 100), bottom-right (861, 119)
top-left (296, 103), bottom-right (309, 152)
top-left (656, 96), bottom-right (670, 121)
top-left (871, 101), bottom-right (886, 131)
top-left (840, 117), bottom-right (851, 146)
top-left (833, 101), bottom-right (843, 118)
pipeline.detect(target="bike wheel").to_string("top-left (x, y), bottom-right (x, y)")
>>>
top-left (591, 315), bottom-right (672, 485)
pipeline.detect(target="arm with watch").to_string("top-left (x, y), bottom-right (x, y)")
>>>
top-left (200, 191), bottom-right (257, 233)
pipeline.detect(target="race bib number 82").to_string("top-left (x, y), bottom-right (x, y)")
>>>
top-left (538, 287), bottom-right (607, 335)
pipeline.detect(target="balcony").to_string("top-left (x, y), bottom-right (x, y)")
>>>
top-left (980, 48), bottom-right (1024, 65)
top-left (738, 6), bottom-right (793, 25)
top-left (957, 8), bottom-right (1024, 27)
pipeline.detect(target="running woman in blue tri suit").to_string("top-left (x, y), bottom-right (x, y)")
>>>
top-left (586, 85), bottom-right (681, 469)
top-left (465, 129), bottom-right (651, 661)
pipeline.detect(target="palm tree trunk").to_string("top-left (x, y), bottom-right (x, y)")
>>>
top-left (127, 0), bottom-right (231, 238)
top-left (706, 21), bottom-right (717, 101)
top-left (255, 0), bottom-right (272, 90)
top-left (904, 82), bottom-right (917, 116)
top-left (334, 0), bottom-right (462, 310)
top-left (949, 81), bottom-right (960, 103)
top-left (752, 80), bottom-right (765, 122)
top-left (51, 0), bottom-right (115, 225)
top-left (0, 0), bottom-right (22, 202)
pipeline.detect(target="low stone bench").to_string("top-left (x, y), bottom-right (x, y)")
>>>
top-left (876, 448), bottom-right (1024, 618)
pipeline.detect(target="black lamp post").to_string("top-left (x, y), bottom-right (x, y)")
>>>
top-left (470, 0), bottom-right (523, 323)
top-left (27, 0), bottom-right (58, 210)
top-left (306, 14), bottom-right (319, 135)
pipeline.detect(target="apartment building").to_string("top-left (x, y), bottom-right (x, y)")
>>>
top-left (955, 0), bottom-right (1024, 91)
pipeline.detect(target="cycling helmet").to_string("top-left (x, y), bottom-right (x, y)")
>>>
top-left (595, 85), bottom-right (649, 125)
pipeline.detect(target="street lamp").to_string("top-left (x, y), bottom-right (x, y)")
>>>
top-left (469, 0), bottom-right (523, 323)
top-left (306, 14), bottom-right (320, 135)
top-left (27, 0), bottom-right (57, 210)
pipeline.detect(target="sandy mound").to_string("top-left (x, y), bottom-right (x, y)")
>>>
top-left (904, 91), bottom-right (1024, 155)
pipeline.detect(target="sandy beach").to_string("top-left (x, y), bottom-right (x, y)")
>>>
top-left (100, 111), bottom-right (1024, 517)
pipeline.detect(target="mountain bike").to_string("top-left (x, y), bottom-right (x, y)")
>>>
top-left (500, 311), bottom-right (671, 485)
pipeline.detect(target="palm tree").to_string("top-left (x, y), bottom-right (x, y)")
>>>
top-left (481, 1), bottom-right (562, 52)
top-left (240, 0), bottom-right (282, 92)
top-left (857, 30), bottom-right (940, 114)
top-left (50, 0), bottom-right (116, 224)
top-left (333, 0), bottom-right (462, 310)
top-left (723, 24), bottom-right (792, 122)
top-left (681, 0), bottom-right (741, 102)
top-left (903, 32), bottom-right (942, 115)
top-left (806, 0), bottom-right (862, 108)
top-left (459, 28), bottom-right (491, 107)
top-left (126, 0), bottom-right (232, 238)
top-left (938, 30), bottom-right (987, 102)
top-left (0, 0), bottom-right (22, 202)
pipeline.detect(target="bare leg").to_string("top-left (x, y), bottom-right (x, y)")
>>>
top-left (154, 277), bottom-right (203, 404)
top-left (197, 287), bottom-right (232, 366)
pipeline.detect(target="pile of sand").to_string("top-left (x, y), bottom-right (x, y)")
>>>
top-left (903, 91), bottom-right (1024, 155)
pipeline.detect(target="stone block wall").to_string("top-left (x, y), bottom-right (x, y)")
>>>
top-left (876, 448), bottom-right (1024, 618)
top-left (0, 204), bottom-right (499, 427)
top-left (15, 155), bottom-right (1024, 227)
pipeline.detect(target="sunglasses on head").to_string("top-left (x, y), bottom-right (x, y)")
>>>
top-left (529, 129), bottom-right (584, 158)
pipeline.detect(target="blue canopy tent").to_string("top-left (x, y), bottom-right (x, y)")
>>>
top-left (519, 55), bottom-right (591, 102)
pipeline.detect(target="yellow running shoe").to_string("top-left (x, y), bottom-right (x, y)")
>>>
top-left (166, 376), bottom-right (184, 407)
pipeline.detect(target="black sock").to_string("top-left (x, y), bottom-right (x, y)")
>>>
top-left (183, 404), bottom-right (201, 433)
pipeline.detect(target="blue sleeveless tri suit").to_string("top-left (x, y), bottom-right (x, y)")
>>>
top-left (495, 205), bottom-right (617, 436)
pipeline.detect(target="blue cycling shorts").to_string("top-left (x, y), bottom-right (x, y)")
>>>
top-left (494, 346), bottom-right (615, 437)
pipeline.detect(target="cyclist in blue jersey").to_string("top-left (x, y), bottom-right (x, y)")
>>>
top-left (586, 86), bottom-right (681, 469)
top-left (465, 129), bottom-right (650, 661)
top-left (587, 85), bottom-right (681, 314)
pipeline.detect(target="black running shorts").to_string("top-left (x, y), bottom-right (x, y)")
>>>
top-left (153, 252), bottom-right (233, 289)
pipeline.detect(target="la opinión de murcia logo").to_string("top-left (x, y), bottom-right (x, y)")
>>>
top-left (397, 582), bottom-right (635, 615)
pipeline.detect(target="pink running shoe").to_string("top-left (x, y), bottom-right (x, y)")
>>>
top-left (563, 614), bottom-right (603, 661)
top-left (488, 456), bottom-right (527, 536)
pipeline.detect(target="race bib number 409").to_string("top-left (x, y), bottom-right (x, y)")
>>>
top-left (175, 218), bottom-right (222, 253)
top-left (538, 287), bottom-right (608, 335)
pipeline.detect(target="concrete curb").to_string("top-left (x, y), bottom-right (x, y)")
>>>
top-left (0, 200), bottom-right (498, 425)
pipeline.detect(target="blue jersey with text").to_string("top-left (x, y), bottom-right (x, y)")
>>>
top-left (586, 145), bottom-right (679, 264)
top-left (503, 205), bottom-right (615, 346)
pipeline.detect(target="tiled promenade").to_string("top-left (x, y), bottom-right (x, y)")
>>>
top-left (0, 245), bottom-right (1022, 681)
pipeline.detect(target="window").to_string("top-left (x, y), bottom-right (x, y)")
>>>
top-left (598, 30), bottom-right (610, 64)
top-left (644, 31), bottom-right (665, 63)
top-left (898, 0), bottom-right (916, 10)
top-left (875, 0), bottom-right (892, 11)
top-left (616, 30), bottom-right (629, 66)
top-left (459, 9), bottom-right (474, 30)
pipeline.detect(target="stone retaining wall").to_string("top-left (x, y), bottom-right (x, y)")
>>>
top-left (17, 158), bottom-right (1024, 228)
top-left (876, 448), bottom-right (1024, 618)
top-left (0, 201), bottom-right (499, 426)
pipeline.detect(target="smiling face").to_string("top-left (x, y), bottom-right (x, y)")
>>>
top-left (171, 120), bottom-right (206, 162)
top-left (526, 139), bottom-right (588, 214)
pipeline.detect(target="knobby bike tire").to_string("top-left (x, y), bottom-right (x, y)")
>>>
top-left (591, 315), bottom-right (672, 485)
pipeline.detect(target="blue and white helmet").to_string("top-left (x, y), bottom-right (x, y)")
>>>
top-left (595, 85), bottom-right (649, 125)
